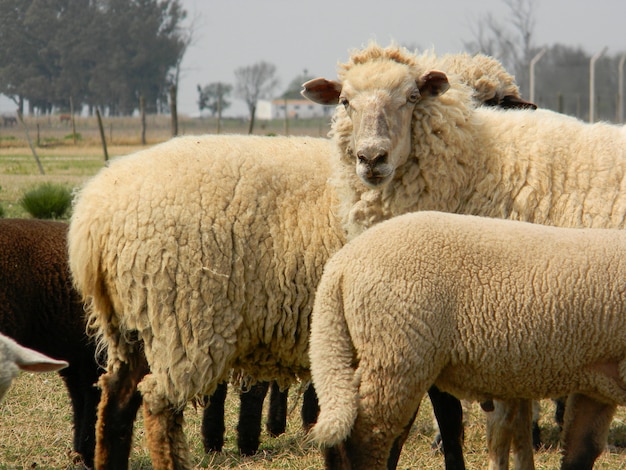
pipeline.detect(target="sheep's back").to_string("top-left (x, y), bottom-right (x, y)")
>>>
top-left (465, 108), bottom-right (626, 228)
top-left (0, 219), bottom-right (85, 359)
top-left (332, 212), bottom-right (626, 404)
top-left (69, 135), bottom-right (343, 403)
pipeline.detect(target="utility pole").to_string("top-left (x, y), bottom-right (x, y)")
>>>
top-left (589, 46), bottom-right (607, 123)
top-left (529, 48), bottom-right (546, 105)
top-left (618, 52), bottom-right (626, 124)
top-left (216, 82), bottom-right (222, 135)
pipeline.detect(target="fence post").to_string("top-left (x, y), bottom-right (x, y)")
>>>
top-left (16, 110), bottom-right (45, 175)
top-left (96, 108), bottom-right (109, 163)
top-left (589, 47), bottom-right (607, 123)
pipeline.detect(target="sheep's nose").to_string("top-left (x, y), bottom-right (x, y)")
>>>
top-left (357, 151), bottom-right (388, 167)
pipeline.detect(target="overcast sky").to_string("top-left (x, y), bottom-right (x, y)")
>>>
top-left (1, 0), bottom-right (624, 117)
top-left (176, 0), bottom-right (626, 116)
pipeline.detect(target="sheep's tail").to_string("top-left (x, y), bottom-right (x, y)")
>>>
top-left (67, 188), bottom-right (116, 364)
top-left (309, 265), bottom-right (359, 447)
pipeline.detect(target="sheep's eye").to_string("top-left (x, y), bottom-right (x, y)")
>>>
top-left (408, 90), bottom-right (420, 103)
top-left (339, 97), bottom-right (349, 109)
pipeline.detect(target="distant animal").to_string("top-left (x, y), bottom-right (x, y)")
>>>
top-left (0, 218), bottom-right (103, 468)
top-left (59, 114), bottom-right (71, 124)
top-left (0, 332), bottom-right (68, 403)
top-left (2, 115), bottom-right (17, 127)
top-left (301, 41), bottom-right (626, 469)
top-left (309, 211), bottom-right (626, 470)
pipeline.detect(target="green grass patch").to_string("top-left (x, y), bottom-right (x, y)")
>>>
top-left (19, 182), bottom-right (72, 219)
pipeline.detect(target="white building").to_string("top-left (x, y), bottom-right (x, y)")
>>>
top-left (256, 99), bottom-right (331, 120)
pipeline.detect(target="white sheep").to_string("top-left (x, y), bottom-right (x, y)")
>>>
top-left (0, 332), bottom-right (68, 403)
top-left (309, 210), bottom-right (626, 470)
top-left (301, 41), bottom-right (626, 469)
top-left (68, 52), bottom-right (532, 469)
top-left (68, 135), bottom-right (345, 469)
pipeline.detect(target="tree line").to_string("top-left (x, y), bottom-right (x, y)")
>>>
top-left (1, 0), bottom-right (623, 125)
top-left (200, 0), bottom-right (624, 128)
top-left (0, 0), bottom-right (188, 116)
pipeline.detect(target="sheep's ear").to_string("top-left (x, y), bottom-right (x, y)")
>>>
top-left (16, 352), bottom-right (68, 372)
top-left (4, 337), bottom-right (69, 372)
top-left (417, 71), bottom-right (450, 98)
top-left (500, 95), bottom-right (538, 110)
top-left (301, 78), bottom-right (343, 105)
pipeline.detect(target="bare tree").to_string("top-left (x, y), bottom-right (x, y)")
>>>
top-left (168, 11), bottom-right (198, 136)
top-left (234, 61), bottom-right (279, 134)
top-left (464, 0), bottom-right (537, 93)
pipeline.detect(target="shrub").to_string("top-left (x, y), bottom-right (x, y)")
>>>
top-left (19, 183), bottom-right (72, 219)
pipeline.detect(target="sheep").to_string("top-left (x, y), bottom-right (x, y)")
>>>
top-left (0, 218), bottom-right (104, 468)
top-left (68, 51), bottom-right (533, 469)
top-left (68, 135), bottom-right (346, 469)
top-left (202, 49), bottom-right (537, 463)
top-left (69, 134), bottom-right (471, 470)
top-left (0, 332), bottom-right (68, 403)
top-left (308, 210), bottom-right (626, 470)
top-left (301, 41), bottom-right (626, 469)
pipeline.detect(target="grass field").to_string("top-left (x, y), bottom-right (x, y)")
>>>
top-left (1, 117), bottom-right (625, 469)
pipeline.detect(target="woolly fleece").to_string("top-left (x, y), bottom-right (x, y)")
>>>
top-left (309, 211), bottom-right (626, 466)
top-left (69, 135), bottom-right (345, 411)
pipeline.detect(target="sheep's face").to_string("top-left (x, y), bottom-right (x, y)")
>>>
top-left (302, 63), bottom-right (450, 189)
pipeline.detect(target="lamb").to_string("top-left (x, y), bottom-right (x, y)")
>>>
top-left (308, 210), bottom-right (626, 470)
top-left (301, 41), bottom-right (626, 469)
top-left (68, 51), bottom-right (532, 469)
top-left (0, 332), bottom-right (68, 403)
top-left (0, 218), bottom-right (104, 468)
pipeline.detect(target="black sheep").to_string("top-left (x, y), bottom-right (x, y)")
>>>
top-left (0, 218), bottom-right (102, 468)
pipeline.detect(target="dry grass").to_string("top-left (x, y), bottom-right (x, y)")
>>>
top-left (1, 373), bottom-right (625, 469)
top-left (1, 123), bottom-right (625, 469)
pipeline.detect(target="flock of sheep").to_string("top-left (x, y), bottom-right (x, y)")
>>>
top-left (1, 41), bottom-right (625, 470)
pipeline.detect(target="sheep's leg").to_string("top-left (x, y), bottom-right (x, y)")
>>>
top-left (237, 381), bottom-right (270, 454)
top-left (560, 393), bottom-right (615, 470)
top-left (201, 382), bottom-right (228, 452)
top-left (95, 356), bottom-right (148, 469)
top-left (143, 401), bottom-right (191, 470)
top-left (553, 397), bottom-right (566, 430)
top-left (531, 400), bottom-right (542, 450)
top-left (510, 399), bottom-right (535, 470)
top-left (323, 440), bottom-right (352, 470)
top-left (59, 366), bottom-right (101, 468)
top-left (428, 385), bottom-right (466, 470)
top-left (348, 366), bottom-right (426, 470)
top-left (301, 381), bottom-right (319, 432)
top-left (266, 381), bottom-right (288, 436)
top-left (486, 399), bottom-right (518, 470)
top-left (387, 408), bottom-right (417, 470)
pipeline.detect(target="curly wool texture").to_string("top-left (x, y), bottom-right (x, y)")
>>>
top-left (309, 211), bottom-right (626, 451)
top-left (68, 135), bottom-right (345, 410)
top-left (328, 43), bottom-right (626, 239)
